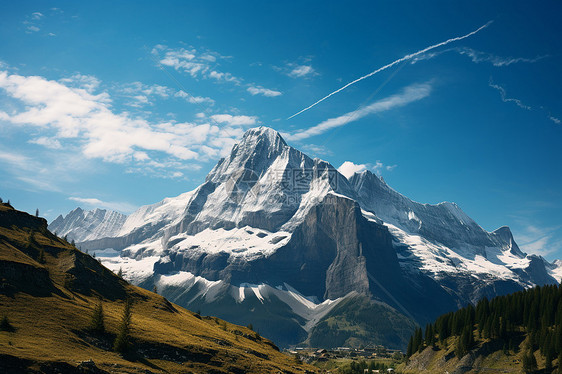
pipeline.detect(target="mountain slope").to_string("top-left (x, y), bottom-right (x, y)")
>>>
top-left (401, 284), bottom-right (562, 373)
top-left (0, 202), bottom-right (316, 373)
top-left (54, 126), bottom-right (561, 349)
top-left (49, 207), bottom-right (128, 243)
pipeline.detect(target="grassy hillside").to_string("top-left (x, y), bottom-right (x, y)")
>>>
top-left (306, 294), bottom-right (417, 350)
top-left (0, 203), bottom-right (316, 373)
top-left (400, 284), bottom-right (562, 373)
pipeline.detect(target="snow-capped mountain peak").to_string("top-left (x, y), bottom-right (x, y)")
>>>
top-left (54, 126), bottom-right (560, 349)
top-left (48, 207), bottom-right (127, 243)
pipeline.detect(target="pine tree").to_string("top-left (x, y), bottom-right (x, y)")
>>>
top-left (35, 208), bottom-right (39, 217)
top-left (414, 327), bottom-right (424, 353)
top-left (117, 268), bottom-right (123, 278)
top-left (522, 350), bottom-right (537, 373)
top-left (113, 299), bottom-right (132, 354)
top-left (407, 335), bottom-right (414, 357)
top-left (88, 300), bottom-right (105, 334)
top-left (0, 315), bottom-right (13, 332)
top-left (455, 325), bottom-right (474, 358)
top-left (152, 285), bottom-right (158, 294)
top-left (38, 247), bottom-right (46, 264)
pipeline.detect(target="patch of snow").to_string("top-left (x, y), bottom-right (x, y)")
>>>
top-left (169, 226), bottom-right (292, 259)
top-left (99, 255), bottom-right (160, 284)
top-left (384, 222), bottom-right (524, 284)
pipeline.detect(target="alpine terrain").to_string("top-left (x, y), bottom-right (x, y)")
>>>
top-left (0, 202), bottom-right (314, 373)
top-left (51, 127), bottom-right (562, 349)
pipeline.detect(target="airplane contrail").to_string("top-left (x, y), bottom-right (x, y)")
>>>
top-left (288, 21), bottom-right (493, 119)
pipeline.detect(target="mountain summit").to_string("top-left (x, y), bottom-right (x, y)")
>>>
top-left (53, 126), bottom-right (562, 349)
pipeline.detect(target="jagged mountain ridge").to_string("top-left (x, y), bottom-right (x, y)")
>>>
top-left (53, 126), bottom-right (562, 349)
top-left (49, 207), bottom-right (127, 243)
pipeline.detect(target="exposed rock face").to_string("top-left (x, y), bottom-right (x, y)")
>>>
top-left (49, 208), bottom-right (127, 243)
top-left (52, 126), bottom-right (562, 348)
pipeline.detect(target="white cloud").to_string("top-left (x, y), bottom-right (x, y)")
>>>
top-left (153, 45), bottom-right (241, 84)
top-left (386, 164), bottom-right (397, 171)
top-left (338, 160), bottom-right (396, 179)
top-left (0, 70), bottom-right (253, 168)
top-left (338, 161), bottom-right (368, 179)
top-left (69, 197), bottom-right (137, 213)
top-left (175, 90), bottom-right (215, 105)
top-left (275, 59), bottom-right (319, 79)
top-left (31, 12), bottom-right (44, 20)
top-left (117, 81), bottom-right (174, 107)
top-left (289, 65), bottom-right (316, 78)
top-left (29, 136), bottom-right (62, 149)
top-left (210, 114), bottom-right (257, 126)
top-left (300, 144), bottom-right (333, 156)
top-left (27, 25), bottom-right (40, 33)
top-left (284, 83), bottom-right (432, 141)
top-left (60, 74), bottom-right (101, 93)
top-left (247, 85), bottom-right (282, 97)
top-left (208, 70), bottom-right (240, 83)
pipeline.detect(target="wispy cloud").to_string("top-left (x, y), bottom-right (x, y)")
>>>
top-left (412, 47), bottom-right (548, 67)
top-left (0, 148), bottom-right (97, 193)
top-left (488, 79), bottom-right (531, 110)
top-left (514, 223), bottom-right (562, 258)
top-left (275, 59), bottom-right (319, 79)
top-left (288, 21), bottom-right (491, 119)
top-left (152, 45), bottom-right (242, 84)
top-left (489, 78), bottom-right (560, 124)
top-left (60, 74), bottom-right (101, 93)
top-left (23, 10), bottom-right (50, 35)
top-left (288, 65), bottom-right (316, 78)
top-left (246, 85), bottom-right (282, 97)
top-left (210, 114), bottom-right (257, 126)
top-left (174, 90), bottom-right (215, 105)
top-left (208, 71), bottom-right (240, 84)
top-left (299, 144), bottom-right (333, 157)
top-left (284, 82), bottom-right (432, 141)
top-left (69, 197), bottom-right (137, 213)
top-left (29, 136), bottom-right (62, 149)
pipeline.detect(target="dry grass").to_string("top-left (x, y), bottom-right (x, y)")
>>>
top-left (0, 203), bottom-right (317, 373)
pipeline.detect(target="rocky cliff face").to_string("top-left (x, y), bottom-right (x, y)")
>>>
top-left (52, 126), bottom-right (562, 348)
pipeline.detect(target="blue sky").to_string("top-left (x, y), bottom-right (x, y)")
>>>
top-left (0, 1), bottom-right (560, 260)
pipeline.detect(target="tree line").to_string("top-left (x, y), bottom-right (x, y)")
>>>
top-left (407, 284), bottom-right (562, 373)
